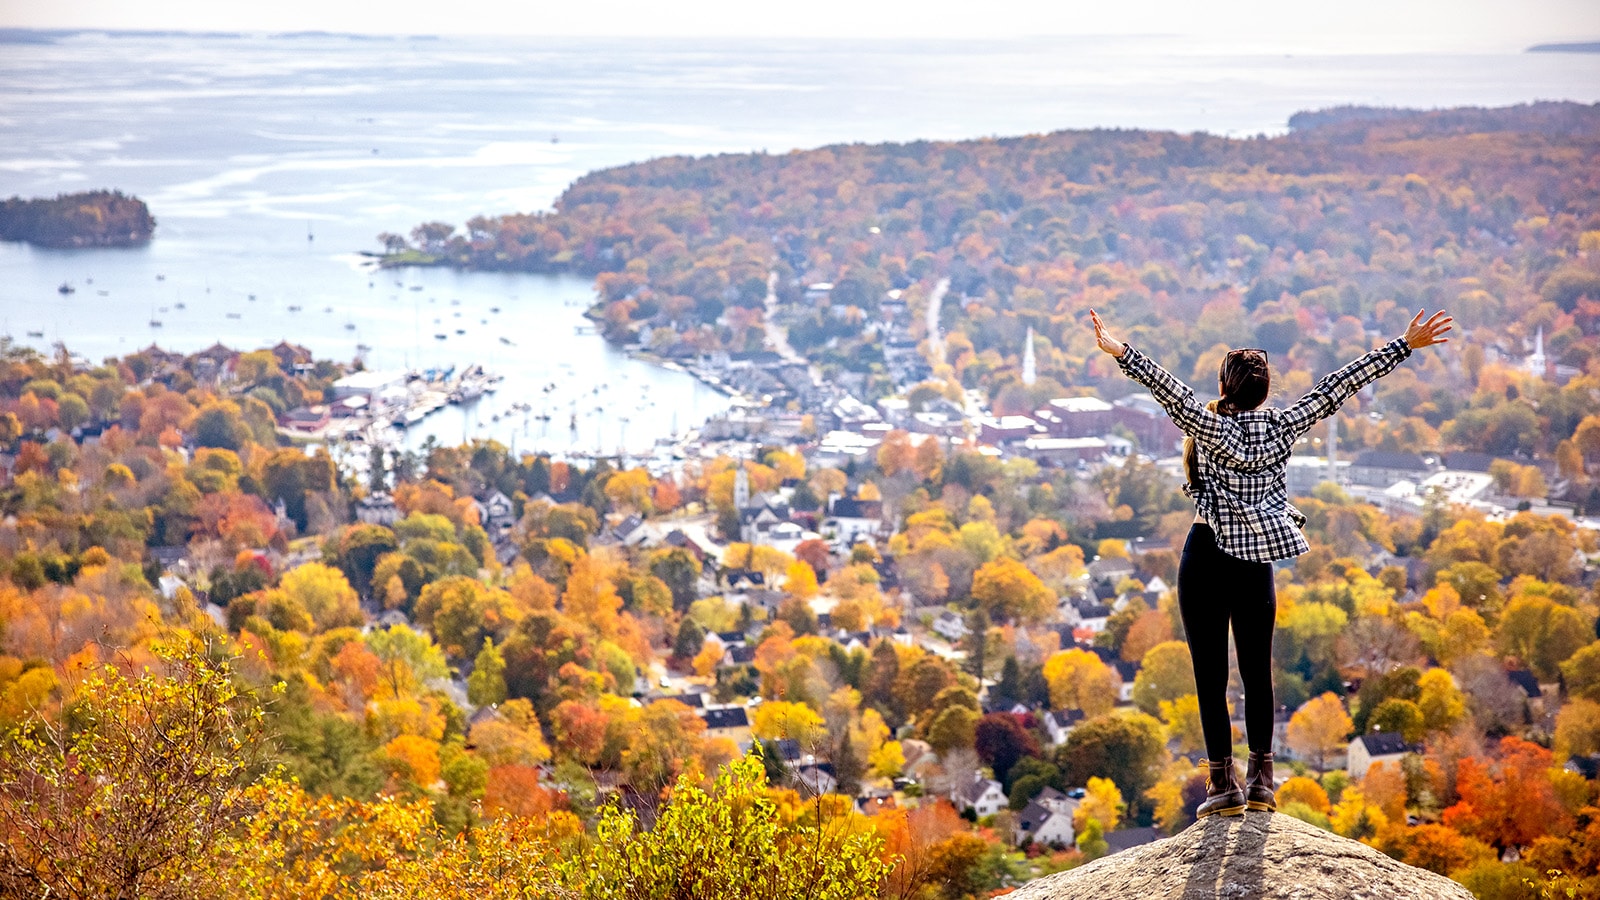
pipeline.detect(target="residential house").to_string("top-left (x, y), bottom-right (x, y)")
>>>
top-left (932, 610), bottom-right (969, 643)
top-left (857, 789), bottom-right (897, 816)
top-left (474, 490), bottom-right (517, 538)
top-left (699, 706), bottom-right (752, 745)
top-left (1074, 600), bottom-right (1111, 634)
top-left (356, 490), bottom-right (400, 525)
top-left (1112, 660), bottom-right (1138, 704)
top-left (654, 693), bottom-right (706, 709)
top-left (1014, 798), bottom-right (1076, 847)
top-left (191, 342), bottom-right (239, 384)
top-left (1042, 709), bottom-right (1085, 747)
top-left (280, 405), bottom-right (331, 433)
top-left (952, 773), bottom-right (1008, 818)
top-left (796, 763), bottom-right (837, 796)
top-left (825, 495), bottom-right (884, 548)
top-left (900, 739), bottom-right (939, 782)
top-left (611, 515), bottom-right (650, 547)
top-left (1566, 754), bottom-right (1600, 780)
top-left (1347, 731), bottom-right (1417, 777)
top-left (1088, 557), bottom-right (1136, 596)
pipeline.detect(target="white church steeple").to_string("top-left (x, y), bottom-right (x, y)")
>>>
top-left (1021, 326), bottom-right (1037, 386)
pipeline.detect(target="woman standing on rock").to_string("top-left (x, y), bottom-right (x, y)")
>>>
top-left (1089, 307), bottom-right (1452, 818)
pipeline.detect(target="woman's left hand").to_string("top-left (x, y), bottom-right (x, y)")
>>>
top-left (1090, 309), bottom-right (1126, 358)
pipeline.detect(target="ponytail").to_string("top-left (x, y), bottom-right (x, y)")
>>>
top-left (1187, 349), bottom-right (1270, 488)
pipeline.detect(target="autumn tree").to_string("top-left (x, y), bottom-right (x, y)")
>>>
top-left (0, 644), bottom-right (266, 900)
top-left (974, 712), bottom-right (1040, 784)
top-left (1057, 712), bottom-right (1167, 815)
top-left (278, 561), bottom-right (363, 631)
top-left (468, 638), bottom-right (508, 707)
top-left (1131, 641), bottom-right (1196, 715)
top-left (1443, 737), bottom-right (1573, 851)
top-left (970, 556), bottom-right (1054, 624)
top-left (1042, 648), bottom-right (1119, 718)
top-left (1073, 776), bottom-right (1125, 836)
top-left (1562, 642), bottom-right (1600, 702)
top-left (415, 575), bottom-right (523, 658)
top-left (1286, 692), bottom-right (1353, 772)
top-left (1496, 594), bottom-right (1591, 679)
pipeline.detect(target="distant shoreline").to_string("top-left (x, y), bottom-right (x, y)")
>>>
top-left (1527, 41), bottom-right (1600, 54)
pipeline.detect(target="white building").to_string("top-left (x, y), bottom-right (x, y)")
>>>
top-left (331, 370), bottom-right (406, 403)
top-left (1347, 731), bottom-right (1415, 777)
top-left (932, 610), bottom-right (969, 643)
top-left (1014, 787), bottom-right (1079, 847)
top-left (952, 774), bottom-right (1007, 818)
top-left (1042, 709), bottom-right (1085, 747)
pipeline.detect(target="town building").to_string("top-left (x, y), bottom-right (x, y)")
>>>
top-left (1349, 451), bottom-right (1435, 488)
top-left (952, 773), bottom-right (1008, 818)
top-left (1347, 731), bottom-right (1418, 777)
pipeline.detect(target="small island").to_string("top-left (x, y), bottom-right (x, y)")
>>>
top-left (0, 189), bottom-right (155, 248)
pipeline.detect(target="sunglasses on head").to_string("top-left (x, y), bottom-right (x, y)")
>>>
top-left (1226, 348), bottom-right (1269, 363)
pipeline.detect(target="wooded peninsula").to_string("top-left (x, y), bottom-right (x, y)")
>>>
top-left (0, 189), bottom-right (155, 248)
top-left (383, 102), bottom-right (1600, 459)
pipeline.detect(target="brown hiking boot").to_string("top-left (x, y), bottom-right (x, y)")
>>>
top-left (1246, 750), bottom-right (1276, 812)
top-left (1197, 757), bottom-right (1246, 819)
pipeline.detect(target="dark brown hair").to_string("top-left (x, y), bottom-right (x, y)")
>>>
top-left (1183, 349), bottom-right (1271, 487)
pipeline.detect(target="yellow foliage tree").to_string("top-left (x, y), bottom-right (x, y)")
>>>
top-left (1416, 668), bottom-right (1466, 733)
top-left (1041, 648), bottom-right (1118, 718)
top-left (970, 557), bottom-right (1054, 624)
top-left (1286, 692), bottom-right (1353, 772)
top-left (1275, 776), bottom-right (1331, 814)
top-left (561, 555), bottom-right (623, 641)
top-left (278, 562), bottom-right (362, 631)
top-left (1158, 694), bottom-right (1205, 755)
top-left (1073, 776), bottom-right (1124, 835)
top-left (870, 739), bottom-right (905, 778)
top-left (752, 700), bottom-right (827, 748)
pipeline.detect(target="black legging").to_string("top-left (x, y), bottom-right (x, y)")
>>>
top-left (1177, 522), bottom-right (1276, 761)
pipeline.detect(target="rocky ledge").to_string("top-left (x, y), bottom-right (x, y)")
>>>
top-left (1008, 811), bottom-right (1475, 900)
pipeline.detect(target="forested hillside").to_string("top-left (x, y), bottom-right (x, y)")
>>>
top-left (392, 104), bottom-right (1600, 458)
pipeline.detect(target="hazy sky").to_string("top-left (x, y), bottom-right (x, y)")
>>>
top-left (4, 0), bottom-right (1598, 51)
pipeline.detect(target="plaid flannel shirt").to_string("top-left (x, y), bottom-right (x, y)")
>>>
top-left (1116, 337), bottom-right (1413, 562)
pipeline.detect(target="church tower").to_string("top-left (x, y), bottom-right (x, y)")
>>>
top-left (1022, 326), bottom-right (1037, 386)
top-left (733, 460), bottom-right (750, 510)
top-left (1528, 327), bottom-right (1547, 379)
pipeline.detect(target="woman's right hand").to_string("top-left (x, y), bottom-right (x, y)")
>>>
top-left (1090, 309), bottom-right (1126, 358)
top-left (1403, 309), bottom-right (1453, 349)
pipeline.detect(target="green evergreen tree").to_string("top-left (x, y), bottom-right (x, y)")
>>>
top-left (995, 656), bottom-right (1022, 708)
top-left (833, 729), bottom-right (863, 797)
top-left (674, 618), bottom-right (707, 661)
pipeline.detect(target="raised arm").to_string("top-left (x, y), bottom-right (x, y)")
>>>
top-left (1280, 309), bottom-right (1452, 437)
top-left (1091, 309), bottom-right (1269, 470)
